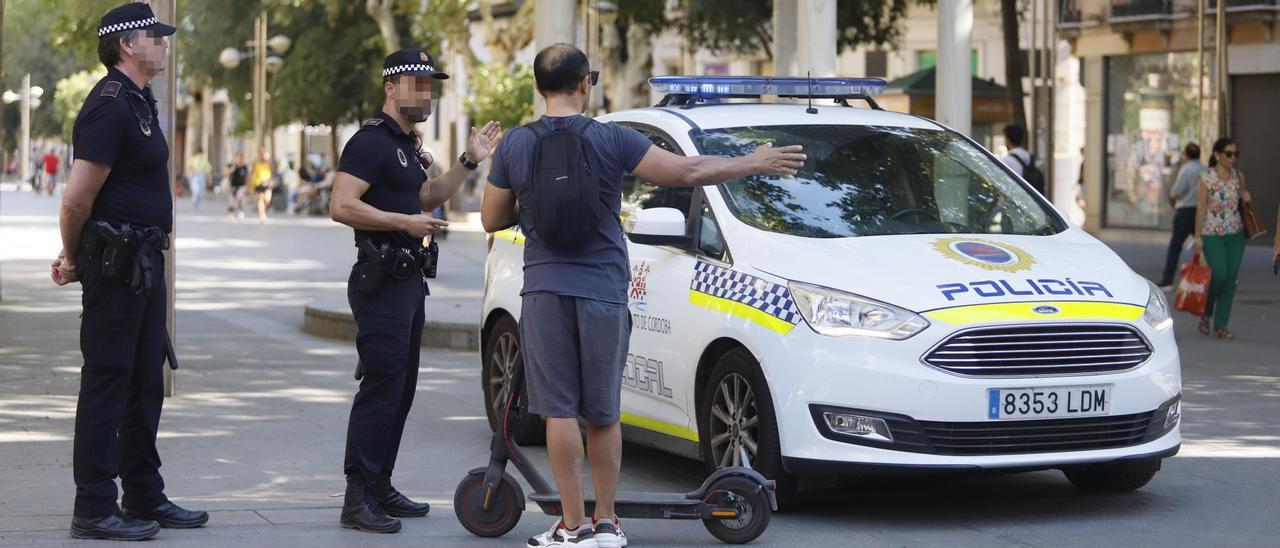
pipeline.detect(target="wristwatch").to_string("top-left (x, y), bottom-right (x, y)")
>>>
top-left (458, 152), bottom-right (479, 171)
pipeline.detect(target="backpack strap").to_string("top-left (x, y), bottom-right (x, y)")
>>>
top-left (527, 119), bottom-right (553, 139)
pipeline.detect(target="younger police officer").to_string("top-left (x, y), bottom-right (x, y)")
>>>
top-left (330, 48), bottom-right (501, 533)
top-left (51, 3), bottom-right (208, 541)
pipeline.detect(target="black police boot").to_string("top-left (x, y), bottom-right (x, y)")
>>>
top-left (340, 473), bottom-right (402, 533)
top-left (374, 473), bottom-right (431, 518)
top-left (70, 512), bottom-right (161, 541)
top-left (123, 501), bottom-right (210, 529)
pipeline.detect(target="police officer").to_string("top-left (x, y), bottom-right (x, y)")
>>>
top-left (50, 2), bottom-right (208, 542)
top-left (330, 48), bottom-right (501, 533)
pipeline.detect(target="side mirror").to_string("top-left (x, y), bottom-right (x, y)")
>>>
top-left (625, 207), bottom-right (691, 247)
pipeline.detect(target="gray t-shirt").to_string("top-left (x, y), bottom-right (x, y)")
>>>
top-left (488, 115), bottom-right (653, 304)
top-left (1170, 159), bottom-right (1206, 210)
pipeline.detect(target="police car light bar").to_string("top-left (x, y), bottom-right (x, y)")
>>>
top-left (649, 76), bottom-right (887, 108)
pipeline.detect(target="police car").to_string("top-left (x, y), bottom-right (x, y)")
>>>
top-left (480, 76), bottom-right (1181, 502)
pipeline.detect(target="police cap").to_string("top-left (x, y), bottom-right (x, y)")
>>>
top-left (382, 48), bottom-right (450, 80)
top-left (98, 2), bottom-right (177, 38)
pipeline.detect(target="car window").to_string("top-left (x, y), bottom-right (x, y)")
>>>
top-left (697, 196), bottom-right (728, 262)
top-left (693, 125), bottom-right (1064, 238)
top-left (621, 128), bottom-right (693, 220)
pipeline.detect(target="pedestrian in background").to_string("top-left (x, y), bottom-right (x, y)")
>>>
top-left (1159, 143), bottom-right (1205, 289)
top-left (187, 149), bottom-right (210, 212)
top-left (225, 152), bottom-right (248, 221)
top-left (42, 148), bottom-right (62, 195)
top-left (1194, 137), bottom-right (1251, 339)
top-left (250, 149), bottom-right (273, 223)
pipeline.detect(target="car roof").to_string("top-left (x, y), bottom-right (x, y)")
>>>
top-left (601, 103), bottom-right (948, 132)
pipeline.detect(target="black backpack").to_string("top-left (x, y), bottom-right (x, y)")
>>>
top-left (527, 117), bottom-right (605, 250)
top-left (1015, 153), bottom-right (1047, 195)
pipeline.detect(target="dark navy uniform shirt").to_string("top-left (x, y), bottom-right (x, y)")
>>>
top-left (337, 110), bottom-right (428, 250)
top-left (72, 67), bottom-right (171, 233)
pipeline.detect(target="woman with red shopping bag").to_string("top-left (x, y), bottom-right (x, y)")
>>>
top-left (1192, 138), bottom-right (1250, 339)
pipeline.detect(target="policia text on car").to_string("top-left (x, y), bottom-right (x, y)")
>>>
top-left (51, 2), bottom-right (208, 542)
top-left (328, 47), bottom-right (502, 534)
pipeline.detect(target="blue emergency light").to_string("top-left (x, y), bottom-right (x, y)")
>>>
top-left (648, 76), bottom-right (886, 110)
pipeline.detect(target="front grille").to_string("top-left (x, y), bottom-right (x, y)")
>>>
top-left (919, 412), bottom-right (1157, 455)
top-left (924, 324), bottom-right (1152, 376)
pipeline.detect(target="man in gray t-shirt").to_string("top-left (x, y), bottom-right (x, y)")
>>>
top-left (1160, 143), bottom-right (1206, 287)
top-left (481, 43), bottom-right (805, 547)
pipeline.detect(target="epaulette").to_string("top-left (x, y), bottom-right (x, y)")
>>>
top-left (101, 81), bottom-right (122, 98)
top-left (363, 118), bottom-right (384, 127)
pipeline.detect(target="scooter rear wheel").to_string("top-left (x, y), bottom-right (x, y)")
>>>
top-left (702, 475), bottom-right (772, 544)
top-left (454, 468), bottom-right (524, 538)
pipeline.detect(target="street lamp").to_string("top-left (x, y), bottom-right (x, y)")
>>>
top-left (3, 74), bottom-right (45, 185)
top-left (219, 18), bottom-right (289, 160)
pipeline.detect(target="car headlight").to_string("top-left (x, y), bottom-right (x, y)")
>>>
top-left (789, 281), bottom-right (929, 340)
top-left (1143, 280), bottom-right (1173, 331)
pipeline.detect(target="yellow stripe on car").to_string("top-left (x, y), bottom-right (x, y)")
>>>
top-left (492, 229), bottom-right (525, 245)
top-left (621, 412), bottom-right (700, 442)
top-left (688, 290), bottom-right (798, 335)
top-left (923, 301), bottom-right (1144, 325)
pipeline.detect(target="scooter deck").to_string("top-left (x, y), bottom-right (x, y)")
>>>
top-left (528, 491), bottom-right (714, 521)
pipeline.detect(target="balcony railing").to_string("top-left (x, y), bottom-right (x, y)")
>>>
top-left (1110, 0), bottom-right (1174, 19)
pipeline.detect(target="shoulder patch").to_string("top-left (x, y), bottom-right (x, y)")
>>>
top-left (101, 81), bottom-right (122, 98)
top-left (363, 118), bottom-right (384, 127)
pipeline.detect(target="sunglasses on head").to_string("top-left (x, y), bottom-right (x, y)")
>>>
top-left (1221, 150), bottom-right (1238, 158)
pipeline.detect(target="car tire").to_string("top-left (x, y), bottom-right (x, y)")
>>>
top-left (482, 315), bottom-right (544, 446)
top-left (1062, 457), bottom-right (1161, 493)
top-left (698, 347), bottom-right (799, 509)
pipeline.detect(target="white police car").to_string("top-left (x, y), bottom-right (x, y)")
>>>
top-left (480, 76), bottom-right (1180, 502)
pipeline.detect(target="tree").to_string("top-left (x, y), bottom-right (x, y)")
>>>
top-left (268, 2), bottom-right (387, 160)
top-left (1001, 0), bottom-right (1028, 130)
top-left (465, 63), bottom-right (534, 132)
top-left (53, 69), bottom-right (105, 142)
top-left (618, 0), bottom-right (923, 59)
top-left (4, 0), bottom-right (94, 152)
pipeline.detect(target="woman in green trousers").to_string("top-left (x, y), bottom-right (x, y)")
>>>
top-left (1193, 137), bottom-right (1252, 339)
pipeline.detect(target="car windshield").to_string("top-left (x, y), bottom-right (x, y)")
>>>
top-left (693, 124), bottom-right (1064, 238)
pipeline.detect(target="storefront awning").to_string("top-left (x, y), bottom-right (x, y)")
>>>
top-left (878, 67), bottom-right (1013, 124)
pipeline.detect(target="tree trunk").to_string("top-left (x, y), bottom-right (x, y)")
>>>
top-left (329, 120), bottom-right (340, 169)
top-left (1001, 0), bottom-right (1027, 129)
top-left (366, 0), bottom-right (401, 54)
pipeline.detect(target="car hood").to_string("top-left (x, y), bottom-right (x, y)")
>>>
top-left (747, 229), bottom-right (1151, 313)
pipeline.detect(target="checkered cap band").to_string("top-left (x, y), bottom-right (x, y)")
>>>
top-left (98, 16), bottom-right (158, 37)
top-left (382, 64), bottom-right (438, 77)
top-left (691, 261), bottom-right (802, 325)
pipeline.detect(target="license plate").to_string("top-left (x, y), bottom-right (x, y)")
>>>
top-left (987, 385), bottom-right (1112, 420)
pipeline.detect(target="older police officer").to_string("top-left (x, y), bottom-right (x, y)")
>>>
top-left (330, 48), bottom-right (501, 533)
top-left (51, 2), bottom-right (208, 541)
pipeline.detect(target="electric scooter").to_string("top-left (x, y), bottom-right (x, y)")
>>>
top-left (453, 362), bottom-right (776, 544)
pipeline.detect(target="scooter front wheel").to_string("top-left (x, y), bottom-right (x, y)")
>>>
top-left (454, 468), bottom-right (524, 538)
top-left (702, 475), bottom-right (772, 544)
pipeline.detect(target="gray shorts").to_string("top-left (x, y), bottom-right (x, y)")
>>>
top-left (520, 293), bottom-right (632, 426)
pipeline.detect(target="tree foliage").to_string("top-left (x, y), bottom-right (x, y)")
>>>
top-left (617, 0), bottom-right (926, 58)
top-left (465, 63), bottom-right (534, 132)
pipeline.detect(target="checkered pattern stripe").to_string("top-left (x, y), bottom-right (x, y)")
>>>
top-left (98, 17), bottom-right (158, 37)
top-left (382, 64), bottom-right (437, 77)
top-left (691, 261), bottom-right (802, 325)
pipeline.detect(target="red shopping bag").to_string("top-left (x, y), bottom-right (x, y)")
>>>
top-left (1174, 254), bottom-right (1211, 316)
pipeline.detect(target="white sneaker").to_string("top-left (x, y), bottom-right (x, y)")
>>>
top-left (527, 519), bottom-right (597, 548)
top-left (593, 517), bottom-right (627, 548)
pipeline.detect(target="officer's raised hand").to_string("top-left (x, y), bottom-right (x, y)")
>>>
top-left (466, 120), bottom-right (503, 163)
top-left (400, 213), bottom-right (450, 239)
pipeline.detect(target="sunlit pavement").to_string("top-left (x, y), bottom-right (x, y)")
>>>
top-left (2, 188), bottom-right (1278, 547)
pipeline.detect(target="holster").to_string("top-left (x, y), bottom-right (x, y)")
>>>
top-left (354, 239), bottom-right (392, 294)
